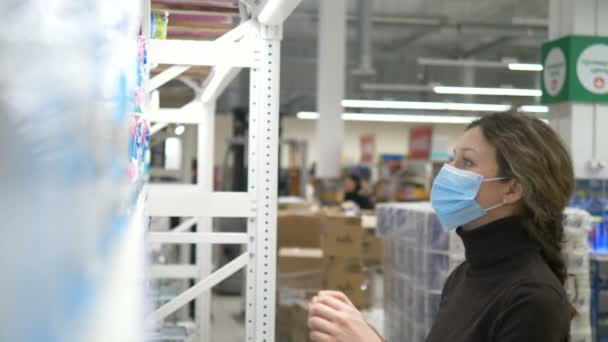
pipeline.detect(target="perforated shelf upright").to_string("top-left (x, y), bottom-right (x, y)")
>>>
top-left (142, 1), bottom-right (303, 341)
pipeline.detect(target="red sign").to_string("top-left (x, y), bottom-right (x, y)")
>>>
top-left (360, 135), bottom-right (375, 164)
top-left (409, 127), bottom-right (432, 160)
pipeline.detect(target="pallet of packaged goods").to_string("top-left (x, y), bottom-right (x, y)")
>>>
top-left (563, 208), bottom-right (593, 341)
top-left (377, 202), bottom-right (464, 342)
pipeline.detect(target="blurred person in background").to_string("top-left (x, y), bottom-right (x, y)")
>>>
top-left (308, 112), bottom-right (574, 342)
top-left (343, 174), bottom-right (373, 210)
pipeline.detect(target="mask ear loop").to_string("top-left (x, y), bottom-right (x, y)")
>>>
top-left (485, 198), bottom-right (507, 211)
top-left (483, 177), bottom-right (514, 211)
top-left (483, 177), bottom-right (508, 182)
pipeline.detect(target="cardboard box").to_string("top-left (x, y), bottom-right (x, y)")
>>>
top-left (276, 304), bottom-right (294, 342)
top-left (323, 257), bottom-right (369, 309)
top-left (278, 248), bottom-right (323, 307)
top-left (276, 301), bottom-right (310, 342)
top-left (278, 211), bottom-right (322, 249)
top-left (321, 191), bottom-right (343, 205)
top-left (278, 248), bottom-right (324, 273)
top-left (322, 214), bottom-right (363, 258)
top-left (291, 301), bottom-right (310, 342)
top-left (362, 228), bottom-right (384, 266)
top-left (278, 198), bottom-right (314, 211)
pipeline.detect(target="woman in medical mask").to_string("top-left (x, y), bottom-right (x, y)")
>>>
top-left (307, 112), bottom-right (574, 342)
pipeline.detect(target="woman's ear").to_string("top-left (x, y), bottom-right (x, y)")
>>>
top-left (504, 180), bottom-right (524, 204)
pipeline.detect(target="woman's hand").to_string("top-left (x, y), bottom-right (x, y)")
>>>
top-left (307, 291), bottom-right (384, 342)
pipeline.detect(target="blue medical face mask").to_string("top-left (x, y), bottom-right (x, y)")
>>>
top-left (431, 164), bottom-right (506, 231)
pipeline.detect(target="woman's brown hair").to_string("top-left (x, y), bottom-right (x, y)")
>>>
top-left (467, 111), bottom-right (575, 284)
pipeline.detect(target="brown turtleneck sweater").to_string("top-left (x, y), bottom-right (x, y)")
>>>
top-left (425, 216), bottom-right (570, 342)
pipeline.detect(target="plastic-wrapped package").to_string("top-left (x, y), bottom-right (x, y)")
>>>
top-left (377, 202), bottom-right (462, 341)
top-left (562, 209), bottom-right (593, 339)
top-left (0, 1), bottom-right (143, 341)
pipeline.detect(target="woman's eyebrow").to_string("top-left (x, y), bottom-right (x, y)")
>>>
top-left (455, 147), bottom-right (478, 154)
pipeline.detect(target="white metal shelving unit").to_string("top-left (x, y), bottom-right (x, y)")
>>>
top-left (143, 1), bottom-right (302, 341)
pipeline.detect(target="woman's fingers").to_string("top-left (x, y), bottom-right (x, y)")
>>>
top-left (316, 294), bottom-right (351, 312)
top-left (310, 330), bottom-right (334, 342)
top-left (308, 316), bottom-right (337, 335)
top-left (319, 291), bottom-right (354, 306)
top-left (309, 301), bottom-right (340, 322)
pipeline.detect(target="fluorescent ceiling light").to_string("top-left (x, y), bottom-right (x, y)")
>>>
top-left (518, 105), bottom-right (549, 113)
top-left (418, 58), bottom-right (543, 72)
top-left (296, 112), bottom-right (478, 124)
top-left (174, 125), bottom-right (186, 136)
top-left (296, 112), bottom-right (321, 120)
top-left (342, 99), bottom-right (511, 112)
top-left (508, 63), bottom-right (543, 71)
top-left (433, 86), bottom-right (542, 97)
top-left (417, 58), bottom-right (505, 68)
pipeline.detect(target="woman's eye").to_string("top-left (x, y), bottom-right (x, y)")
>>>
top-left (463, 159), bottom-right (474, 167)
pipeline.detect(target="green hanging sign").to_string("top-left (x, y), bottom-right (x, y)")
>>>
top-left (541, 35), bottom-right (608, 104)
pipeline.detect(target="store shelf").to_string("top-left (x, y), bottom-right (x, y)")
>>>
top-left (152, 0), bottom-right (238, 12)
top-left (148, 39), bottom-right (258, 67)
top-left (150, 265), bottom-right (199, 279)
top-left (148, 232), bottom-right (248, 244)
top-left (148, 325), bottom-right (189, 342)
top-left (147, 108), bottom-right (206, 124)
top-left (147, 184), bottom-right (255, 217)
top-left (149, 253), bottom-right (249, 323)
top-left (144, 1), bottom-right (303, 340)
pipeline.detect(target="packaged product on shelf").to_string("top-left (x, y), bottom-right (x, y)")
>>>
top-left (562, 208), bottom-right (593, 336)
top-left (0, 1), bottom-right (144, 341)
top-left (570, 331), bottom-right (593, 342)
top-left (151, 11), bottom-right (170, 40)
top-left (378, 202), bottom-right (455, 341)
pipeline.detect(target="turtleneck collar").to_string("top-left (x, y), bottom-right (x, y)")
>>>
top-left (456, 216), bottom-right (540, 269)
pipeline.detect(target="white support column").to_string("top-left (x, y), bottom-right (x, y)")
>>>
top-left (178, 118), bottom-right (196, 322)
top-left (142, 0), bottom-right (151, 39)
top-left (245, 22), bottom-right (282, 342)
top-left (196, 102), bottom-right (215, 342)
top-left (548, 0), bottom-right (608, 179)
top-left (245, 38), bottom-right (261, 342)
top-left (315, 0), bottom-right (347, 179)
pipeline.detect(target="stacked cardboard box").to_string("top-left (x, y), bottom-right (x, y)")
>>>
top-left (276, 300), bottom-right (311, 342)
top-left (277, 211), bottom-right (323, 249)
top-left (362, 214), bottom-right (384, 267)
top-left (276, 210), bottom-right (384, 341)
top-left (276, 210), bottom-right (323, 342)
top-left (322, 213), bottom-right (370, 309)
top-left (377, 202), bottom-right (464, 342)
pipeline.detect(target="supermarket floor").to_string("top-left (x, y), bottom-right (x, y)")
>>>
top-left (212, 294), bottom-right (245, 342)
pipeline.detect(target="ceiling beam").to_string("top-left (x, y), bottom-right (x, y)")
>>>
top-left (290, 12), bottom-right (547, 32)
top-left (461, 36), bottom-right (514, 58)
top-left (381, 26), bottom-right (442, 51)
